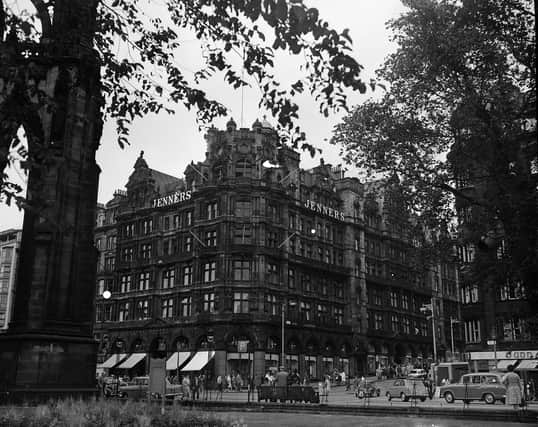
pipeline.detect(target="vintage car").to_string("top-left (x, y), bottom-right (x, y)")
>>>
top-left (355, 382), bottom-right (381, 399)
top-left (439, 372), bottom-right (506, 404)
top-left (118, 376), bottom-right (183, 400)
top-left (385, 378), bottom-right (428, 402)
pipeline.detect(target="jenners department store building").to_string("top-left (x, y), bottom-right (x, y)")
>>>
top-left (93, 118), bottom-right (459, 381)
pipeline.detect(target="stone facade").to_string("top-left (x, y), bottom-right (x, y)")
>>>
top-left (94, 120), bottom-right (460, 382)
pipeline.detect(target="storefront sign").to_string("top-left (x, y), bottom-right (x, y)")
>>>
top-left (152, 190), bottom-right (192, 208)
top-left (470, 350), bottom-right (538, 360)
top-left (304, 199), bottom-right (345, 221)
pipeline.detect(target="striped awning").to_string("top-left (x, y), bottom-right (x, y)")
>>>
top-left (516, 360), bottom-right (538, 370)
top-left (100, 353), bottom-right (128, 369)
top-left (166, 352), bottom-right (191, 371)
top-left (117, 353), bottom-right (146, 369)
top-left (496, 359), bottom-right (517, 370)
top-left (181, 351), bottom-right (214, 371)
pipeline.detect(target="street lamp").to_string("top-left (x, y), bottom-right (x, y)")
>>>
top-left (450, 317), bottom-right (461, 361)
top-left (262, 160), bottom-right (300, 185)
top-left (420, 299), bottom-right (437, 364)
top-left (102, 290), bottom-right (111, 300)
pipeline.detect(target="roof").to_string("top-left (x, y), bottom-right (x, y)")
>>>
top-left (150, 169), bottom-right (184, 194)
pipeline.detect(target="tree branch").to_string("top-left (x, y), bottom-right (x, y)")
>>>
top-left (0, 0), bottom-right (5, 41)
top-left (30, 0), bottom-right (51, 39)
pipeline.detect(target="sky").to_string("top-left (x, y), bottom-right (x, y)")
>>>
top-left (0, 0), bottom-right (407, 230)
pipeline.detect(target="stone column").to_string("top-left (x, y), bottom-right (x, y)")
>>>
top-left (0, 1), bottom-right (102, 401)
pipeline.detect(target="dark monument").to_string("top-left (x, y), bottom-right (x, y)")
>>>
top-left (0, 0), bottom-right (102, 401)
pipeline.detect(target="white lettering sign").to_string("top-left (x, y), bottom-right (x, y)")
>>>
top-left (470, 350), bottom-right (538, 360)
top-left (304, 199), bottom-right (345, 221)
top-left (152, 190), bottom-right (192, 208)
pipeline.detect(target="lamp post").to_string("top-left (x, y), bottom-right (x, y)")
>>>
top-left (450, 317), bottom-right (460, 361)
top-left (281, 303), bottom-right (285, 369)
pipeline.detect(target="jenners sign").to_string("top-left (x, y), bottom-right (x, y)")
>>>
top-left (304, 199), bottom-right (345, 221)
top-left (152, 190), bottom-right (192, 208)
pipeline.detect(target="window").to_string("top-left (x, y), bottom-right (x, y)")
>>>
top-left (136, 300), bottom-right (149, 319)
top-left (317, 304), bottom-right (328, 323)
top-left (141, 243), bottom-right (152, 259)
top-left (289, 237), bottom-right (296, 254)
top-left (121, 247), bottom-right (134, 262)
top-left (457, 244), bottom-right (475, 263)
top-left (464, 320), bottom-right (481, 343)
top-left (203, 261), bottom-right (216, 282)
top-left (335, 282), bottom-right (344, 299)
top-left (233, 260), bottom-right (251, 281)
top-left (267, 262), bottom-right (279, 284)
top-left (289, 214), bottom-right (296, 229)
top-left (320, 279), bottom-right (328, 296)
top-left (138, 272), bottom-right (150, 290)
top-left (300, 302), bottom-right (311, 321)
top-left (120, 275), bottom-right (131, 293)
top-left (105, 256), bottom-right (115, 271)
top-left (374, 313), bottom-right (383, 330)
top-left (207, 201), bottom-right (218, 219)
top-left (173, 214), bottom-right (180, 229)
top-left (498, 281), bottom-right (526, 301)
top-left (288, 268), bottom-right (295, 289)
top-left (233, 292), bottom-right (249, 313)
top-left (267, 204), bottom-right (278, 221)
top-left (325, 249), bottom-right (331, 264)
top-left (266, 230), bottom-right (278, 248)
top-left (98, 279), bottom-right (105, 296)
top-left (180, 296), bottom-right (192, 316)
top-left (498, 316), bottom-right (530, 342)
top-left (162, 268), bottom-right (175, 289)
top-left (334, 307), bottom-right (344, 325)
top-left (461, 284), bottom-right (479, 304)
top-left (403, 317), bottom-right (410, 334)
top-left (236, 159), bottom-right (252, 177)
top-left (142, 219), bottom-right (153, 234)
top-left (203, 293), bottom-right (216, 313)
top-left (302, 273), bottom-right (312, 293)
top-left (183, 265), bottom-right (193, 286)
top-left (390, 291), bottom-right (398, 308)
top-left (125, 223), bottom-right (135, 237)
top-left (235, 200), bottom-right (251, 217)
top-left (184, 236), bottom-right (192, 252)
top-left (185, 211), bottom-right (193, 226)
top-left (234, 225), bottom-right (251, 244)
top-left (163, 216), bottom-right (170, 231)
top-left (205, 230), bottom-right (217, 247)
top-left (402, 294), bottom-right (409, 310)
top-left (119, 302), bottom-right (130, 321)
top-left (265, 294), bottom-right (278, 315)
top-left (391, 315), bottom-right (399, 332)
top-left (162, 298), bottom-right (174, 318)
top-left (162, 239), bottom-right (172, 256)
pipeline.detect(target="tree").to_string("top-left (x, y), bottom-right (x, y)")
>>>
top-left (332, 0), bottom-right (537, 318)
top-left (0, 0), bottom-right (367, 206)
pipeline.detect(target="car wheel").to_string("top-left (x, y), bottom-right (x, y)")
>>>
top-left (386, 392), bottom-right (392, 401)
top-left (400, 392), bottom-right (408, 402)
top-left (357, 390), bottom-right (365, 399)
top-left (483, 393), bottom-right (495, 405)
top-left (420, 397), bottom-right (426, 402)
top-left (376, 389), bottom-right (380, 397)
top-left (444, 392), bottom-right (455, 404)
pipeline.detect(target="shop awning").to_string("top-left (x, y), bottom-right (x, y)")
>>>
top-left (166, 352), bottom-right (192, 371)
top-left (496, 359), bottom-right (517, 370)
top-left (181, 351), bottom-right (214, 372)
top-left (117, 353), bottom-right (146, 369)
top-left (516, 360), bottom-right (538, 370)
top-left (100, 353), bottom-right (128, 369)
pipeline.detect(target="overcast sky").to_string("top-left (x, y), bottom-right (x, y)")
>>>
top-left (0, 0), bottom-right (406, 230)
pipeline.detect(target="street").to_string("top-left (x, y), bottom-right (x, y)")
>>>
top-left (223, 412), bottom-right (530, 427)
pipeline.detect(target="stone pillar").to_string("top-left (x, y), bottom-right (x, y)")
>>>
top-left (0, 1), bottom-right (102, 401)
top-left (253, 350), bottom-right (265, 386)
top-left (214, 350), bottom-right (227, 378)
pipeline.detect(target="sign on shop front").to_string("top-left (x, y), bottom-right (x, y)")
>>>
top-left (470, 350), bottom-right (538, 360)
top-left (304, 199), bottom-right (345, 221)
top-left (152, 190), bottom-right (193, 208)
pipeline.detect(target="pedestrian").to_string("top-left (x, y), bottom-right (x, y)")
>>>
top-left (502, 364), bottom-right (523, 409)
top-left (325, 374), bottom-right (331, 402)
top-left (182, 374), bottom-right (191, 400)
top-left (226, 373), bottom-right (232, 391)
top-left (216, 375), bottom-right (224, 400)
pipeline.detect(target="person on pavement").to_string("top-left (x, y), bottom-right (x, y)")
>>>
top-left (502, 364), bottom-right (523, 410)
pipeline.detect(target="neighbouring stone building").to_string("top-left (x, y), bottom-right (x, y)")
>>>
top-left (0, 229), bottom-right (22, 330)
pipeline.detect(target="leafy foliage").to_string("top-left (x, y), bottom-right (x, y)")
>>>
top-left (332, 0), bottom-right (537, 313)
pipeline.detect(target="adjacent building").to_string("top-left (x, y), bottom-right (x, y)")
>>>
top-left (0, 229), bottom-right (22, 330)
top-left (94, 119), bottom-right (459, 380)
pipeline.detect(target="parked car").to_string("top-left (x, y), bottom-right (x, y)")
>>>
top-left (439, 372), bottom-right (506, 404)
top-left (407, 368), bottom-right (427, 379)
top-left (385, 379), bottom-right (429, 402)
top-left (355, 382), bottom-right (381, 399)
top-left (118, 376), bottom-right (183, 400)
